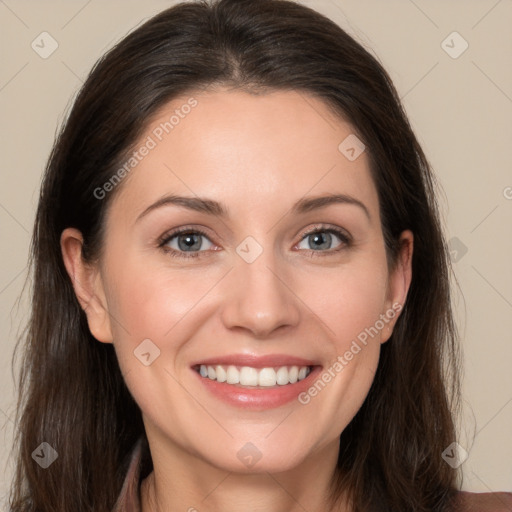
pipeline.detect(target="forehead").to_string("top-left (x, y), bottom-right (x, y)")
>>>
top-left (107, 88), bottom-right (379, 225)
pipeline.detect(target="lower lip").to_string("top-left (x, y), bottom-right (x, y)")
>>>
top-left (193, 366), bottom-right (322, 410)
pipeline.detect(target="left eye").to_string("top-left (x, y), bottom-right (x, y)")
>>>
top-left (164, 232), bottom-right (214, 252)
top-left (296, 230), bottom-right (346, 251)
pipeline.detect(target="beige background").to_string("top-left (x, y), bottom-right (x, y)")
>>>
top-left (1, 0), bottom-right (511, 506)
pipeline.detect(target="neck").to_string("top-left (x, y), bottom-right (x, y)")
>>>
top-left (140, 434), bottom-right (349, 512)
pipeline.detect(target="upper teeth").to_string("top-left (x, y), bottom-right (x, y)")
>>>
top-left (198, 364), bottom-right (311, 386)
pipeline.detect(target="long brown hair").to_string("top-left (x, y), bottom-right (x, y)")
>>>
top-left (10, 0), bottom-right (461, 510)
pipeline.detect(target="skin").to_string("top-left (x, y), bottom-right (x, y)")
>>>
top-left (61, 88), bottom-right (413, 512)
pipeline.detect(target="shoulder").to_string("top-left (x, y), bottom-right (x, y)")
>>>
top-left (453, 491), bottom-right (512, 511)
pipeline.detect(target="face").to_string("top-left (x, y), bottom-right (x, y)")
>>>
top-left (62, 88), bottom-right (412, 475)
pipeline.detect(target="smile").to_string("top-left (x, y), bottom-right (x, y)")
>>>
top-left (195, 364), bottom-right (312, 387)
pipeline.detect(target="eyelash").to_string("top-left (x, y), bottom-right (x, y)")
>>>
top-left (157, 225), bottom-right (352, 260)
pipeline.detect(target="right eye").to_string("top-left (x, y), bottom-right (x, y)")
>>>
top-left (159, 228), bottom-right (216, 259)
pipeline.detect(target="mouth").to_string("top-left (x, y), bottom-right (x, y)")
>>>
top-left (193, 364), bottom-right (313, 388)
top-left (191, 354), bottom-right (322, 409)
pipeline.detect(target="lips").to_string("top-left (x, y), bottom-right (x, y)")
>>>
top-left (191, 354), bottom-right (322, 409)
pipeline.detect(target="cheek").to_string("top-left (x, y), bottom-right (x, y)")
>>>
top-left (102, 258), bottom-right (218, 436)
top-left (105, 254), bottom-right (217, 342)
top-left (102, 251), bottom-right (235, 413)
top-left (295, 255), bottom-right (388, 415)
top-left (298, 256), bottom-right (389, 350)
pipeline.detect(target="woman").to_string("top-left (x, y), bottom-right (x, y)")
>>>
top-left (9, 0), bottom-right (511, 511)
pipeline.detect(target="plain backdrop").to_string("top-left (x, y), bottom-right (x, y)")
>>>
top-left (1, 0), bottom-right (511, 507)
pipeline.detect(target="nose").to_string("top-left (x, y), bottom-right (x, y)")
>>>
top-left (220, 252), bottom-right (301, 338)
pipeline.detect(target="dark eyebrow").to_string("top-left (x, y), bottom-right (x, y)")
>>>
top-left (136, 194), bottom-right (228, 223)
top-left (291, 193), bottom-right (370, 220)
top-left (136, 192), bottom-right (370, 223)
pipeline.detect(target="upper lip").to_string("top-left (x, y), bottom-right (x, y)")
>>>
top-left (191, 354), bottom-right (320, 369)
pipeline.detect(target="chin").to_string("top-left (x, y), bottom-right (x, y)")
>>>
top-left (199, 437), bottom-right (316, 475)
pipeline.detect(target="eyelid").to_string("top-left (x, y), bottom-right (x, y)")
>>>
top-left (157, 225), bottom-right (215, 246)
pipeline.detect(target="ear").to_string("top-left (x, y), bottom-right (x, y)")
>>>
top-left (60, 227), bottom-right (113, 344)
top-left (380, 230), bottom-right (413, 344)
